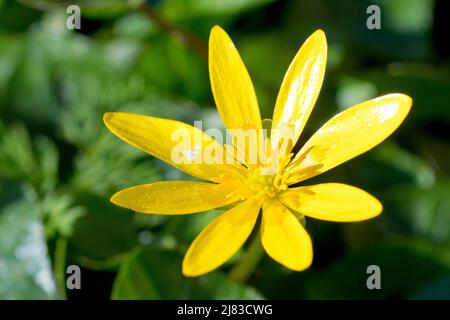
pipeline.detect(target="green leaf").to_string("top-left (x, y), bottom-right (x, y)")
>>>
top-left (357, 65), bottom-right (450, 124)
top-left (160, 0), bottom-right (276, 20)
top-left (0, 199), bottom-right (57, 299)
top-left (136, 36), bottom-right (209, 102)
top-left (7, 23), bottom-right (59, 124)
top-left (0, 0), bottom-right (42, 31)
top-left (305, 238), bottom-right (450, 299)
top-left (284, 0), bottom-right (432, 60)
top-left (372, 141), bottom-right (435, 189)
top-left (166, 209), bottom-right (222, 245)
top-left (336, 77), bottom-right (378, 109)
top-left (114, 12), bottom-right (156, 39)
top-left (378, 0), bottom-right (432, 33)
top-left (417, 135), bottom-right (450, 177)
top-left (69, 194), bottom-right (138, 260)
top-left (0, 33), bottom-right (23, 104)
top-left (112, 247), bottom-right (264, 299)
top-left (0, 123), bottom-right (59, 191)
top-left (381, 181), bottom-right (450, 245)
top-left (238, 32), bottom-right (292, 117)
top-left (81, 0), bottom-right (145, 18)
top-left (39, 192), bottom-right (85, 238)
top-left (17, 0), bottom-right (144, 18)
top-left (0, 122), bottom-right (35, 182)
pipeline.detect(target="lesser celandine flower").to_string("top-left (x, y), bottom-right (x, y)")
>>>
top-left (103, 26), bottom-right (412, 277)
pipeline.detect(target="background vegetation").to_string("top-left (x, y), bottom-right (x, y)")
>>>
top-left (0, 0), bottom-right (449, 299)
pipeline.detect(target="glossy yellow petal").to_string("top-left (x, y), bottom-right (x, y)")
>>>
top-left (111, 181), bottom-right (240, 214)
top-left (261, 198), bottom-right (312, 271)
top-left (209, 26), bottom-right (263, 167)
top-left (182, 197), bottom-right (262, 277)
top-left (103, 112), bottom-right (244, 183)
top-left (271, 30), bottom-right (327, 156)
top-left (279, 183), bottom-right (382, 222)
top-left (209, 25), bottom-right (262, 131)
top-left (286, 94), bottom-right (412, 184)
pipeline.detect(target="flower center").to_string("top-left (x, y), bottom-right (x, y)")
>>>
top-left (246, 167), bottom-right (289, 199)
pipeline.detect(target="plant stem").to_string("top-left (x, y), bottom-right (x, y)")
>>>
top-left (229, 231), bottom-right (264, 282)
top-left (139, 3), bottom-right (208, 59)
top-left (54, 236), bottom-right (68, 300)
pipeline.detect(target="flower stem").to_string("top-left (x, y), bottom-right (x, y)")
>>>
top-left (229, 230), bottom-right (264, 282)
top-left (54, 236), bottom-right (68, 300)
top-left (139, 3), bottom-right (208, 59)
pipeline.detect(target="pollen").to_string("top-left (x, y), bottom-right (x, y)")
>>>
top-left (246, 168), bottom-right (288, 199)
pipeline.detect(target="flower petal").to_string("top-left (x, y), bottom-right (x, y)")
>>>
top-left (271, 30), bottom-right (327, 156)
top-left (209, 25), bottom-right (262, 131)
top-left (279, 183), bottom-right (382, 222)
top-left (261, 198), bottom-right (313, 271)
top-left (286, 93), bottom-right (412, 184)
top-left (183, 197), bottom-right (262, 277)
top-left (209, 26), bottom-right (264, 167)
top-left (103, 112), bottom-right (244, 182)
top-left (111, 181), bottom-right (240, 214)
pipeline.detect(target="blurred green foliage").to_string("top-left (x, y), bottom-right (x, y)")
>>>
top-left (0, 0), bottom-right (449, 300)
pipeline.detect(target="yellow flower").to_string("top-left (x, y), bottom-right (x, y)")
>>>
top-left (103, 26), bottom-right (412, 277)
